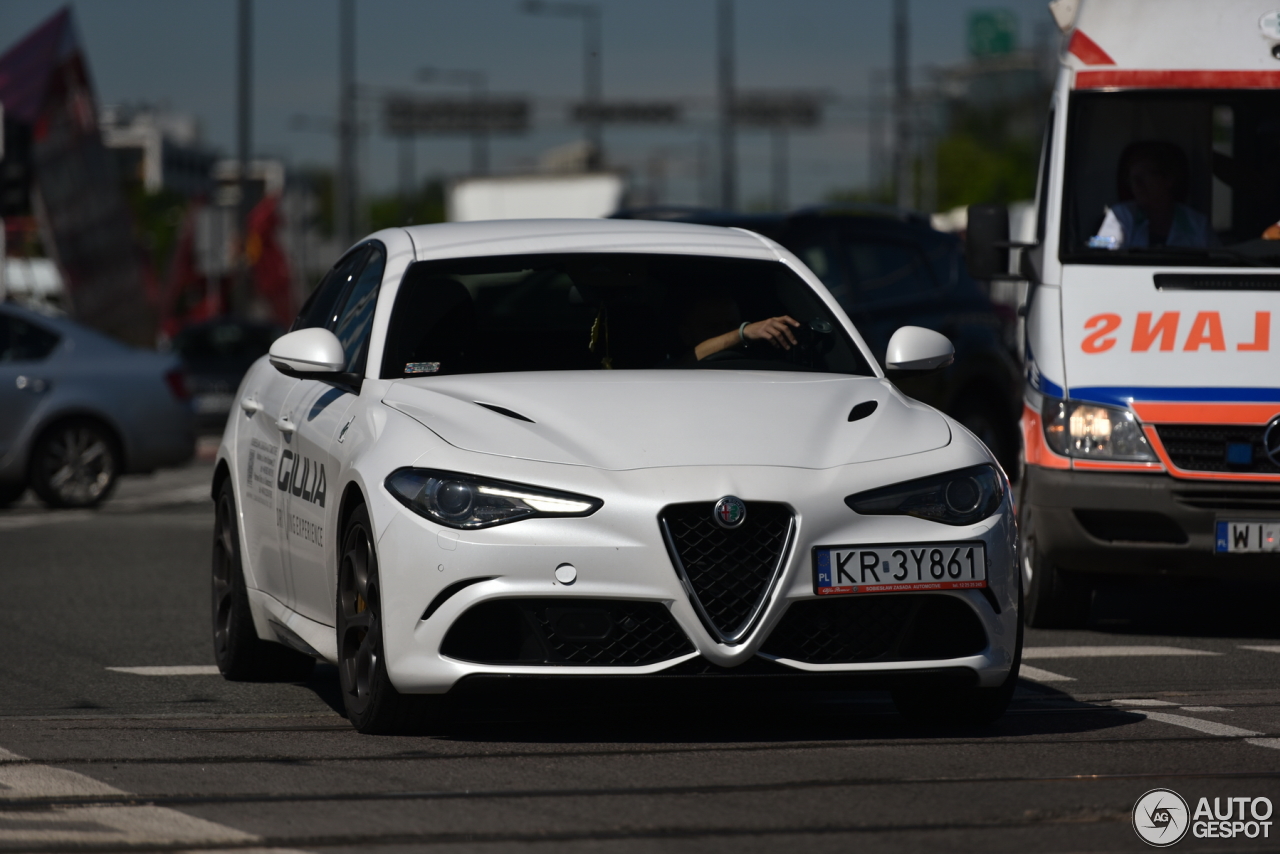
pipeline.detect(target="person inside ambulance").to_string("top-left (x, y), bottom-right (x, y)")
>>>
top-left (1089, 141), bottom-right (1216, 250)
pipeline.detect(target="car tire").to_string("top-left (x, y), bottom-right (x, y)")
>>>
top-left (212, 479), bottom-right (316, 682)
top-left (892, 583), bottom-right (1024, 726)
top-left (0, 481), bottom-right (26, 508)
top-left (29, 419), bottom-right (120, 509)
top-left (337, 502), bottom-right (439, 734)
top-left (1020, 506), bottom-right (1092, 629)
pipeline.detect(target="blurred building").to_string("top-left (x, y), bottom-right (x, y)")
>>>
top-left (100, 104), bottom-right (217, 197)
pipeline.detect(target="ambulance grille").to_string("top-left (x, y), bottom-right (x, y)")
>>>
top-left (659, 501), bottom-right (794, 644)
top-left (1155, 424), bottom-right (1280, 475)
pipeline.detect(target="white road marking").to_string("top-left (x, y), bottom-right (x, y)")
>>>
top-left (1139, 711), bottom-right (1260, 738)
top-left (1023, 645), bottom-right (1218, 659)
top-left (106, 666), bottom-right (221, 676)
top-left (0, 746), bottom-right (310, 851)
top-left (1180, 706), bottom-right (1232, 713)
top-left (1019, 665), bottom-right (1075, 682)
top-left (1246, 738), bottom-right (1280, 750)
top-left (1239, 645), bottom-right (1280, 654)
top-left (1113, 699), bottom-right (1177, 707)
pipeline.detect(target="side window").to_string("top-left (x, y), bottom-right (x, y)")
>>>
top-left (0, 315), bottom-right (60, 363)
top-left (845, 240), bottom-right (937, 305)
top-left (292, 247), bottom-right (369, 332)
top-left (1036, 109), bottom-right (1055, 245)
top-left (331, 243), bottom-right (386, 374)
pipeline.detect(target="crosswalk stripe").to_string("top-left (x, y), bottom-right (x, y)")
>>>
top-left (0, 746), bottom-right (311, 851)
top-left (1023, 645), bottom-right (1218, 659)
top-left (1019, 665), bottom-right (1075, 682)
top-left (1139, 711), bottom-right (1260, 738)
top-left (106, 666), bottom-right (221, 676)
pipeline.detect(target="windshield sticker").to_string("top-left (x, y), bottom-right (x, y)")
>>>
top-left (405, 362), bottom-right (440, 374)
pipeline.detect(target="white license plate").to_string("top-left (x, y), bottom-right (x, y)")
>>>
top-left (814, 542), bottom-right (987, 595)
top-left (1215, 521), bottom-right (1280, 553)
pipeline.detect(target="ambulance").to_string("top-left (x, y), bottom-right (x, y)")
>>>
top-left (974, 0), bottom-right (1280, 626)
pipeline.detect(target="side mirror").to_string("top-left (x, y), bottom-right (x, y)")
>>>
top-left (885, 326), bottom-right (955, 372)
top-left (268, 328), bottom-right (346, 378)
top-left (966, 203), bottom-right (1010, 280)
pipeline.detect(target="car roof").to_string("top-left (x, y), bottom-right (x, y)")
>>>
top-left (398, 218), bottom-right (781, 263)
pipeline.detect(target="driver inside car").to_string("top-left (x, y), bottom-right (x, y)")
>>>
top-left (1089, 140), bottom-right (1216, 250)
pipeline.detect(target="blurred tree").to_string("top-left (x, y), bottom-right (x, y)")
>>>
top-left (367, 179), bottom-right (446, 231)
top-left (125, 186), bottom-right (188, 275)
top-left (935, 101), bottom-right (1041, 211)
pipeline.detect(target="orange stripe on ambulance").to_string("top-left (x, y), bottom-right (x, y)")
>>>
top-left (1081, 312), bottom-right (1271, 353)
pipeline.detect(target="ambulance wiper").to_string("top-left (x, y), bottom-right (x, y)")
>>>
top-left (1124, 246), bottom-right (1270, 267)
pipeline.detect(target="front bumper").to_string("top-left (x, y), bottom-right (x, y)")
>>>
top-left (1023, 465), bottom-right (1280, 578)
top-left (372, 460), bottom-right (1020, 695)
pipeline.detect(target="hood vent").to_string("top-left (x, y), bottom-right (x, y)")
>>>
top-left (848, 400), bottom-right (878, 422)
top-left (474, 401), bottom-right (535, 422)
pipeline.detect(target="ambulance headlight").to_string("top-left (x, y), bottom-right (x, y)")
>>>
top-left (1043, 400), bottom-right (1157, 461)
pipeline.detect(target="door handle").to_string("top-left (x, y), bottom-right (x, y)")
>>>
top-left (275, 416), bottom-right (296, 434)
top-left (240, 397), bottom-right (263, 415)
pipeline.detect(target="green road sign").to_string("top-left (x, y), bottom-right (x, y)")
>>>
top-left (968, 9), bottom-right (1018, 58)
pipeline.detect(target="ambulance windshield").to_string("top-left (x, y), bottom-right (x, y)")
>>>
top-left (1062, 90), bottom-right (1280, 266)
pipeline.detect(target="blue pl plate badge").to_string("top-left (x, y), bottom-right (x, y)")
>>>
top-left (816, 550), bottom-right (832, 587)
top-left (405, 362), bottom-right (440, 375)
top-left (1216, 521), bottom-right (1228, 552)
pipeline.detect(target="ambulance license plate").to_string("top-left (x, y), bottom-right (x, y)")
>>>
top-left (814, 542), bottom-right (987, 595)
top-left (1215, 521), bottom-right (1280, 553)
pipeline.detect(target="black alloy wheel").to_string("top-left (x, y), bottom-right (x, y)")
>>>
top-left (891, 578), bottom-right (1025, 726)
top-left (29, 420), bottom-right (119, 508)
top-left (0, 481), bottom-right (26, 508)
top-left (337, 503), bottom-right (438, 734)
top-left (212, 479), bottom-right (316, 681)
top-left (1019, 505), bottom-right (1092, 629)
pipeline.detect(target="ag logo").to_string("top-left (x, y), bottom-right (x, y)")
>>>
top-left (713, 496), bottom-right (746, 529)
top-left (1263, 417), bottom-right (1280, 467)
top-left (1134, 788), bottom-right (1190, 847)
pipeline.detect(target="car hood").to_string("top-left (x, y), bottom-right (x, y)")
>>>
top-left (381, 371), bottom-right (950, 471)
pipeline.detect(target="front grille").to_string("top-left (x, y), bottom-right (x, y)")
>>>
top-left (1073, 509), bottom-right (1187, 544)
top-left (759, 595), bottom-right (987, 664)
top-left (440, 598), bottom-right (694, 666)
top-left (1155, 424), bottom-right (1280, 474)
top-left (660, 501), bottom-right (794, 643)
top-left (1173, 486), bottom-right (1280, 512)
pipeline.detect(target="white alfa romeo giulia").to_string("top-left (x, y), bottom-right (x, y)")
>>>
top-left (211, 219), bottom-right (1021, 733)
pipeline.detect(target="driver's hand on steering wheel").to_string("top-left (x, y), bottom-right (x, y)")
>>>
top-left (744, 315), bottom-right (801, 350)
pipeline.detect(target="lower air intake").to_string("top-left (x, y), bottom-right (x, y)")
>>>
top-left (440, 598), bottom-right (694, 666)
top-left (759, 594), bottom-right (987, 664)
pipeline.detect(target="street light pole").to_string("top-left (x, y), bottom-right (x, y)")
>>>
top-left (235, 0), bottom-right (253, 316)
top-left (893, 0), bottom-right (912, 210)
top-left (337, 0), bottom-right (357, 247)
top-left (718, 0), bottom-right (736, 211)
top-left (522, 1), bottom-right (603, 170)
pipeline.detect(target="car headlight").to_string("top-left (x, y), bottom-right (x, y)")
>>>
top-left (1042, 399), bottom-right (1156, 461)
top-left (845, 464), bottom-right (1004, 526)
top-left (385, 469), bottom-right (602, 529)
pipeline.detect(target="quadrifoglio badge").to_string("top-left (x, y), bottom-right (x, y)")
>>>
top-left (1133, 788), bottom-right (1274, 846)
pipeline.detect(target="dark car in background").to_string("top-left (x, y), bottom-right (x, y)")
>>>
top-left (612, 206), bottom-right (1023, 475)
top-left (169, 318), bottom-right (284, 434)
top-left (0, 303), bottom-right (195, 508)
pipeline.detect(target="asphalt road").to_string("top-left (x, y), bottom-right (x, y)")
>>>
top-left (2, 460), bottom-right (1280, 853)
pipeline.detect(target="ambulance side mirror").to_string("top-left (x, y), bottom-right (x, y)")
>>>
top-left (967, 203), bottom-right (1010, 281)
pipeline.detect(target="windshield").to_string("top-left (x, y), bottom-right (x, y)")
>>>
top-left (379, 252), bottom-right (873, 378)
top-left (1062, 90), bottom-right (1280, 267)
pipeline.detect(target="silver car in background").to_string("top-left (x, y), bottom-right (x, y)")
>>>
top-left (0, 303), bottom-right (195, 508)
